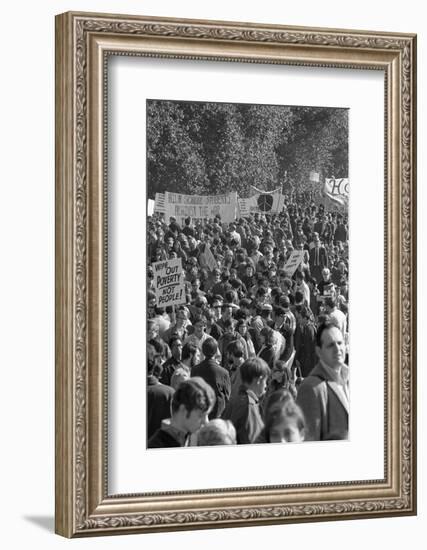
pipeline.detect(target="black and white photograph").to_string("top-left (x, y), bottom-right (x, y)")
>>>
top-left (146, 99), bottom-right (349, 448)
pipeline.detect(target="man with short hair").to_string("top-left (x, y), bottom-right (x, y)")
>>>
top-left (159, 336), bottom-right (184, 386)
top-left (181, 342), bottom-right (200, 372)
top-left (146, 344), bottom-right (175, 441)
top-left (296, 322), bottom-right (349, 441)
top-left (217, 318), bottom-right (248, 368)
top-left (324, 296), bottom-right (347, 337)
top-left (192, 337), bottom-right (231, 419)
top-left (183, 314), bottom-right (211, 360)
top-left (148, 377), bottom-right (215, 448)
top-left (222, 357), bottom-right (271, 444)
top-left (227, 340), bottom-right (246, 399)
top-left (309, 232), bottom-right (329, 283)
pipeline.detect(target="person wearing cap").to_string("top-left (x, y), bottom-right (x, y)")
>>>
top-left (191, 337), bottom-right (231, 419)
top-left (148, 377), bottom-right (215, 448)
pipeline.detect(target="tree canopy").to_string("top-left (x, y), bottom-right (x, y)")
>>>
top-left (147, 99), bottom-right (348, 198)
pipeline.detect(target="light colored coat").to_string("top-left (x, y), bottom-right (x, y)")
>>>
top-left (296, 362), bottom-right (349, 441)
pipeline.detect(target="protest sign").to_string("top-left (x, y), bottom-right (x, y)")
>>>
top-left (309, 171), bottom-right (320, 182)
top-left (147, 199), bottom-right (155, 217)
top-left (152, 258), bottom-right (186, 307)
top-left (238, 190), bottom-right (284, 215)
top-left (323, 178), bottom-right (349, 207)
top-left (283, 250), bottom-right (304, 277)
top-left (154, 192), bottom-right (166, 213)
top-left (164, 191), bottom-right (237, 225)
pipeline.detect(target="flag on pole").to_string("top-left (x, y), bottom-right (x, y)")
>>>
top-left (323, 178), bottom-right (349, 207)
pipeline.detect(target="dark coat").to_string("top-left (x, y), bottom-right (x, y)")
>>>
top-left (294, 321), bottom-right (317, 378)
top-left (147, 376), bottom-right (174, 440)
top-left (159, 357), bottom-right (183, 386)
top-left (192, 358), bottom-right (231, 419)
top-left (147, 428), bottom-right (181, 448)
top-left (309, 246), bottom-right (329, 283)
top-left (296, 362), bottom-right (349, 441)
top-left (222, 386), bottom-right (264, 444)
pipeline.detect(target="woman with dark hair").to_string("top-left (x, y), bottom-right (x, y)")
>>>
top-left (257, 389), bottom-right (305, 444)
top-left (236, 318), bottom-right (256, 357)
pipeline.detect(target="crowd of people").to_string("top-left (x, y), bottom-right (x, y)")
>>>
top-left (146, 195), bottom-right (349, 448)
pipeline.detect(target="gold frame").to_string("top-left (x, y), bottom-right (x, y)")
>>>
top-left (55, 11), bottom-right (417, 538)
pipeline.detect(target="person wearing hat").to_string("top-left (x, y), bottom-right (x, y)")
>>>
top-left (191, 337), bottom-right (231, 419)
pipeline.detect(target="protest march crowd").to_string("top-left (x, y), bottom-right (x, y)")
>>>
top-left (146, 192), bottom-right (349, 448)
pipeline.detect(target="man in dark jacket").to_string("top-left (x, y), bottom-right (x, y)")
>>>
top-left (146, 344), bottom-right (175, 441)
top-left (222, 357), bottom-right (271, 444)
top-left (148, 377), bottom-right (215, 448)
top-left (192, 338), bottom-right (231, 419)
top-left (309, 232), bottom-right (329, 283)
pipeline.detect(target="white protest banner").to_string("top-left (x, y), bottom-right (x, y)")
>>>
top-left (237, 198), bottom-right (251, 217)
top-left (147, 199), bottom-right (155, 217)
top-left (154, 192), bottom-right (166, 213)
top-left (152, 258), bottom-right (186, 308)
top-left (323, 178), bottom-right (349, 207)
top-left (310, 171), bottom-right (320, 182)
top-left (199, 243), bottom-right (218, 272)
top-left (245, 190), bottom-right (285, 214)
top-left (164, 191), bottom-right (237, 225)
top-left (283, 250), bottom-right (304, 277)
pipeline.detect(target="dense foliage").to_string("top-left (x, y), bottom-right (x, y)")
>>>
top-left (147, 100), bottom-right (348, 198)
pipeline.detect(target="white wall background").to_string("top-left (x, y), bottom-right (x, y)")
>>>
top-left (0, 1), bottom-right (424, 548)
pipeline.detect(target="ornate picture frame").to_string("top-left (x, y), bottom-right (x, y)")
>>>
top-left (55, 11), bottom-right (416, 537)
